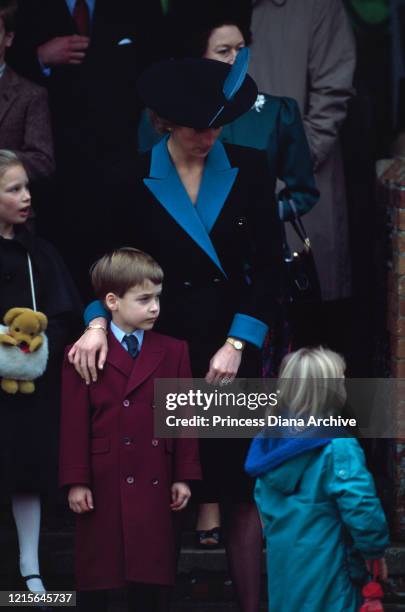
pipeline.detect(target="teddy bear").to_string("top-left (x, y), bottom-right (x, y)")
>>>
top-left (0, 307), bottom-right (49, 394)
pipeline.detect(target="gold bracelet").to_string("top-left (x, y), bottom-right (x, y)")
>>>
top-left (85, 324), bottom-right (107, 334)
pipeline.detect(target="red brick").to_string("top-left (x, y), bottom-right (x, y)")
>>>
top-left (387, 292), bottom-right (405, 316)
top-left (394, 188), bottom-right (405, 209)
top-left (387, 272), bottom-right (405, 296)
top-left (396, 209), bottom-right (405, 231)
top-left (391, 359), bottom-right (405, 378)
top-left (391, 336), bottom-right (405, 359)
top-left (395, 256), bottom-right (405, 275)
top-left (388, 312), bottom-right (405, 336)
top-left (392, 232), bottom-right (405, 254)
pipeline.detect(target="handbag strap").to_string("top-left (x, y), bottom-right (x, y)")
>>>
top-left (283, 198), bottom-right (312, 249)
top-left (27, 254), bottom-right (37, 311)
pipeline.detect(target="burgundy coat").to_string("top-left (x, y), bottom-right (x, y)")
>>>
top-left (59, 330), bottom-right (201, 590)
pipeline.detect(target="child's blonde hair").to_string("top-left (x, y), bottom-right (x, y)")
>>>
top-left (276, 347), bottom-right (346, 421)
top-left (0, 150), bottom-right (22, 179)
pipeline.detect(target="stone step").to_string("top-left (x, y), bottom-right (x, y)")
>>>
top-left (1, 530), bottom-right (405, 610)
top-left (1, 531), bottom-right (404, 576)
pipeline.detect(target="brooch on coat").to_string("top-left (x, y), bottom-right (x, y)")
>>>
top-left (252, 94), bottom-right (266, 113)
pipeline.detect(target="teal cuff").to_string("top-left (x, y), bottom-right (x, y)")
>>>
top-left (84, 300), bottom-right (110, 326)
top-left (228, 314), bottom-right (268, 349)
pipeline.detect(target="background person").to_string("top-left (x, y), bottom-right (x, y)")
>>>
top-left (7, 0), bottom-right (165, 298)
top-left (249, 0), bottom-right (356, 356)
top-left (0, 0), bottom-right (54, 183)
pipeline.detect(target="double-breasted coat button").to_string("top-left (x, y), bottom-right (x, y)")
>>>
top-left (151, 478), bottom-right (159, 485)
top-left (151, 439), bottom-right (159, 447)
top-left (183, 281), bottom-right (192, 288)
top-left (126, 476), bottom-right (134, 484)
top-left (123, 437), bottom-right (132, 446)
top-left (237, 217), bottom-right (246, 226)
top-left (212, 277), bottom-right (221, 283)
top-left (123, 399), bottom-right (130, 407)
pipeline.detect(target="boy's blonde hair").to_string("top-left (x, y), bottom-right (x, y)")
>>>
top-left (90, 247), bottom-right (163, 300)
top-left (276, 347), bottom-right (346, 421)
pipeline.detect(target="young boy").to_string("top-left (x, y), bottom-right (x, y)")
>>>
top-left (59, 248), bottom-right (201, 612)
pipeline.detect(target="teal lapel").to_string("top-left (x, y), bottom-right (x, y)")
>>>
top-left (143, 138), bottom-right (238, 276)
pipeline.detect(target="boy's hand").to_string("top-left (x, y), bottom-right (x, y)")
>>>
top-left (366, 558), bottom-right (388, 581)
top-left (205, 342), bottom-right (242, 385)
top-left (68, 317), bottom-right (108, 384)
top-left (68, 486), bottom-right (94, 514)
top-left (170, 482), bottom-right (191, 511)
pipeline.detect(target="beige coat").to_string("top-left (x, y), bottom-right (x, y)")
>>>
top-left (250, 0), bottom-right (356, 300)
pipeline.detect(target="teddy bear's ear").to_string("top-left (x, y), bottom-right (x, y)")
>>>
top-left (35, 311), bottom-right (48, 332)
top-left (4, 307), bottom-right (28, 326)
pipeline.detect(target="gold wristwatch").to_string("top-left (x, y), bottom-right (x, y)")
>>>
top-left (226, 337), bottom-right (245, 351)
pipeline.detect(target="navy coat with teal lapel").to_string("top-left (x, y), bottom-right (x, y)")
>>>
top-left (90, 138), bottom-right (284, 375)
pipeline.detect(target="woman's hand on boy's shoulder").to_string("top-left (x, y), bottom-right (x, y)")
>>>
top-left (68, 322), bottom-right (108, 384)
top-left (170, 482), bottom-right (191, 511)
top-left (68, 485), bottom-right (94, 514)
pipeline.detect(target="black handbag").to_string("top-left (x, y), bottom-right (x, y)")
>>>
top-left (282, 203), bottom-right (321, 304)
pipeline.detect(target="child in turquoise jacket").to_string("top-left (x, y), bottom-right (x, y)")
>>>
top-left (245, 347), bottom-right (389, 612)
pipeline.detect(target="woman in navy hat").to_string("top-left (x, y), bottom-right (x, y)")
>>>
top-left (69, 53), bottom-right (283, 612)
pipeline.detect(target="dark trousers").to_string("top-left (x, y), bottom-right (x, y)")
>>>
top-left (78, 584), bottom-right (171, 612)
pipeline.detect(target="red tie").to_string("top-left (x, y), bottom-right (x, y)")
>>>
top-left (73, 0), bottom-right (90, 36)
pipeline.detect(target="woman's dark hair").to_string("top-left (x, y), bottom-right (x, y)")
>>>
top-left (175, 21), bottom-right (251, 59)
top-left (164, 3), bottom-right (252, 59)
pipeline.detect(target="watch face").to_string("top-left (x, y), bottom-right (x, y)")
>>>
top-left (234, 340), bottom-right (243, 350)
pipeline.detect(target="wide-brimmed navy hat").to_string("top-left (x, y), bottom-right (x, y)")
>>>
top-left (137, 48), bottom-right (257, 129)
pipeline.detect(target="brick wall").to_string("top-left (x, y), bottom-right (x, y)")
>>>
top-left (378, 158), bottom-right (405, 540)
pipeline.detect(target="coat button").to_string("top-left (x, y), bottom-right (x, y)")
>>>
top-left (152, 439), bottom-right (159, 447)
top-left (183, 281), bottom-right (192, 288)
top-left (151, 478), bottom-right (159, 485)
top-left (126, 476), bottom-right (134, 484)
top-left (123, 399), bottom-right (130, 407)
top-left (338, 469), bottom-right (346, 477)
top-left (123, 437), bottom-right (132, 445)
top-left (212, 277), bottom-right (221, 283)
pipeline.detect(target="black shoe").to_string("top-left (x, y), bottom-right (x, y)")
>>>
top-left (196, 526), bottom-right (221, 549)
top-left (21, 575), bottom-right (54, 611)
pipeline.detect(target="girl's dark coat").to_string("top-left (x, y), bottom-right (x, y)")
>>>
top-left (0, 226), bottom-right (81, 493)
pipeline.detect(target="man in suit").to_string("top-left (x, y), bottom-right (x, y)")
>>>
top-left (0, 0), bottom-right (54, 182)
top-left (8, 0), bottom-right (164, 298)
top-left (9, 0), bottom-right (164, 166)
